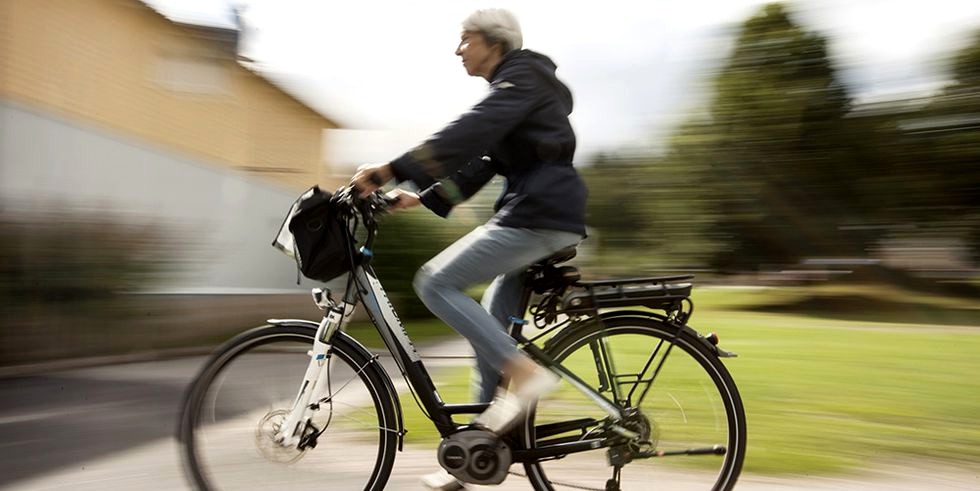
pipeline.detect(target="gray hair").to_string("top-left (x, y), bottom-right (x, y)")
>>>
top-left (462, 9), bottom-right (523, 53)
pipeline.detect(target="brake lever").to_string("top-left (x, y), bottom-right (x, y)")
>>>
top-left (365, 190), bottom-right (401, 211)
top-left (379, 192), bottom-right (402, 207)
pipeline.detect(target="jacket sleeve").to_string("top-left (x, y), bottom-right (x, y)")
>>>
top-left (389, 64), bottom-right (540, 189)
top-left (417, 157), bottom-right (496, 218)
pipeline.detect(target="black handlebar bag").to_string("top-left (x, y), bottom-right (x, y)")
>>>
top-left (272, 186), bottom-right (355, 282)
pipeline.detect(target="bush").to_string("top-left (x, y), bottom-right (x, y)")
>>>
top-left (369, 209), bottom-right (473, 319)
top-left (0, 210), bottom-right (172, 305)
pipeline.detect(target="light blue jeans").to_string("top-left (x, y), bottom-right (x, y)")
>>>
top-left (414, 224), bottom-right (581, 403)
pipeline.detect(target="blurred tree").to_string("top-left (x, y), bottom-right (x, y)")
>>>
top-left (0, 212), bottom-right (171, 304)
top-left (664, 3), bottom-right (865, 271)
top-left (847, 28), bottom-right (980, 263)
top-left (949, 30), bottom-right (980, 261)
top-left (369, 205), bottom-right (473, 319)
top-left (580, 153), bottom-right (659, 262)
top-left (581, 146), bottom-right (724, 274)
top-left (907, 29), bottom-right (980, 260)
top-left (584, 5), bottom-right (979, 274)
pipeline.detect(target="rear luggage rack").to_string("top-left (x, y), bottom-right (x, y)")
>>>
top-left (562, 275), bottom-right (694, 313)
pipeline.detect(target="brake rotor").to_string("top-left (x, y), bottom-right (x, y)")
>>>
top-left (254, 409), bottom-right (307, 464)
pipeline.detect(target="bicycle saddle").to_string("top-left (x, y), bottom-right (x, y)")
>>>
top-left (536, 246), bottom-right (577, 266)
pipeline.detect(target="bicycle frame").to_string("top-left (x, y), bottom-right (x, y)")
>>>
top-left (271, 188), bottom-right (641, 458)
top-left (275, 258), bottom-right (636, 455)
top-left (182, 190), bottom-right (742, 491)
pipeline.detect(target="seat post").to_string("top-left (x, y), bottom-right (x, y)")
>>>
top-left (509, 284), bottom-right (535, 338)
top-left (510, 245), bottom-right (577, 337)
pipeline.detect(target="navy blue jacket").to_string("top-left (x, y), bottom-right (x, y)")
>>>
top-left (389, 49), bottom-right (588, 236)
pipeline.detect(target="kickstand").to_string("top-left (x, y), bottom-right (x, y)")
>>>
top-left (604, 465), bottom-right (622, 491)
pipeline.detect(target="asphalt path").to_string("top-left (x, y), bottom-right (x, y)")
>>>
top-left (0, 339), bottom-right (512, 490)
top-left (0, 339), bottom-right (977, 490)
top-left (0, 355), bottom-right (198, 488)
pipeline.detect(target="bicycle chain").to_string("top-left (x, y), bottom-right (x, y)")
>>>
top-left (507, 470), bottom-right (605, 491)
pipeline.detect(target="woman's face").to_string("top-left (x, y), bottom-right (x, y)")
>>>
top-left (455, 31), bottom-right (498, 79)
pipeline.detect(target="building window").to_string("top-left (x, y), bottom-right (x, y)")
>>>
top-left (154, 39), bottom-right (229, 95)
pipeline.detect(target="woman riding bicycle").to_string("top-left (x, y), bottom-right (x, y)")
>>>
top-left (351, 8), bottom-right (587, 488)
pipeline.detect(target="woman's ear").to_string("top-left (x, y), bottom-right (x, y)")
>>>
top-left (490, 41), bottom-right (507, 58)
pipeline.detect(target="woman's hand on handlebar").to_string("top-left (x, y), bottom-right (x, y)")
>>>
top-left (351, 163), bottom-right (393, 197)
top-left (385, 189), bottom-right (421, 211)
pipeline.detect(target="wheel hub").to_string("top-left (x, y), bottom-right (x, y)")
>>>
top-left (254, 409), bottom-right (307, 463)
top-left (607, 408), bottom-right (659, 466)
top-left (626, 408), bottom-right (657, 450)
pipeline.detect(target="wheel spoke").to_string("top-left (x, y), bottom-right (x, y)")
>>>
top-left (180, 328), bottom-right (398, 490)
top-left (634, 343), bottom-right (674, 408)
top-left (625, 338), bottom-right (666, 406)
top-left (522, 318), bottom-right (745, 491)
top-left (317, 355), bottom-right (379, 406)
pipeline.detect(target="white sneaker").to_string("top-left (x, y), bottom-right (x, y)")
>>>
top-left (421, 469), bottom-right (463, 490)
top-left (473, 367), bottom-right (560, 434)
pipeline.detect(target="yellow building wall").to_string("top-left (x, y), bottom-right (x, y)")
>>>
top-left (0, 0), bottom-right (336, 191)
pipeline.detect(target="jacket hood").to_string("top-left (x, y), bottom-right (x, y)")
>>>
top-left (494, 50), bottom-right (574, 114)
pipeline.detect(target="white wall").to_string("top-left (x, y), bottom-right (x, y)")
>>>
top-left (0, 100), bottom-right (319, 293)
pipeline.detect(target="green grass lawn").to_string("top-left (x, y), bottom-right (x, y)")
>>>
top-left (380, 284), bottom-right (980, 476)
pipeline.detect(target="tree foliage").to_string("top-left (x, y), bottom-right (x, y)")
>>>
top-left (846, 29), bottom-right (980, 260)
top-left (697, 3), bottom-right (863, 269)
top-left (584, 3), bottom-right (980, 272)
top-left (369, 206), bottom-right (473, 319)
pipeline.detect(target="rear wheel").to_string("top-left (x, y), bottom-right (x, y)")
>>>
top-left (178, 325), bottom-right (399, 490)
top-left (522, 315), bottom-right (745, 490)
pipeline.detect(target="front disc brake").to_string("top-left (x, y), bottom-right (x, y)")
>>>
top-left (254, 409), bottom-right (307, 464)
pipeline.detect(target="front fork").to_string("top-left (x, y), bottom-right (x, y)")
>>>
top-left (275, 301), bottom-right (352, 447)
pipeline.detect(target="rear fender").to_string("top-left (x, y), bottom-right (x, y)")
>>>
top-left (545, 310), bottom-right (729, 359)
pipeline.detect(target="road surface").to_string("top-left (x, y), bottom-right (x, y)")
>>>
top-left (0, 339), bottom-right (976, 490)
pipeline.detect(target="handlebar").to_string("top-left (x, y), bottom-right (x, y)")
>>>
top-left (335, 185), bottom-right (399, 255)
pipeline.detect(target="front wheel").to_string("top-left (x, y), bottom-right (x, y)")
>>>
top-left (522, 315), bottom-right (746, 490)
top-left (178, 325), bottom-right (399, 490)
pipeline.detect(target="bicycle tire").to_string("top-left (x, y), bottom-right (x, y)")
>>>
top-left (520, 314), bottom-right (746, 491)
top-left (178, 325), bottom-right (399, 491)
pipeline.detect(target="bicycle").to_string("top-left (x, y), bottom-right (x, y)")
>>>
top-left (177, 187), bottom-right (746, 490)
